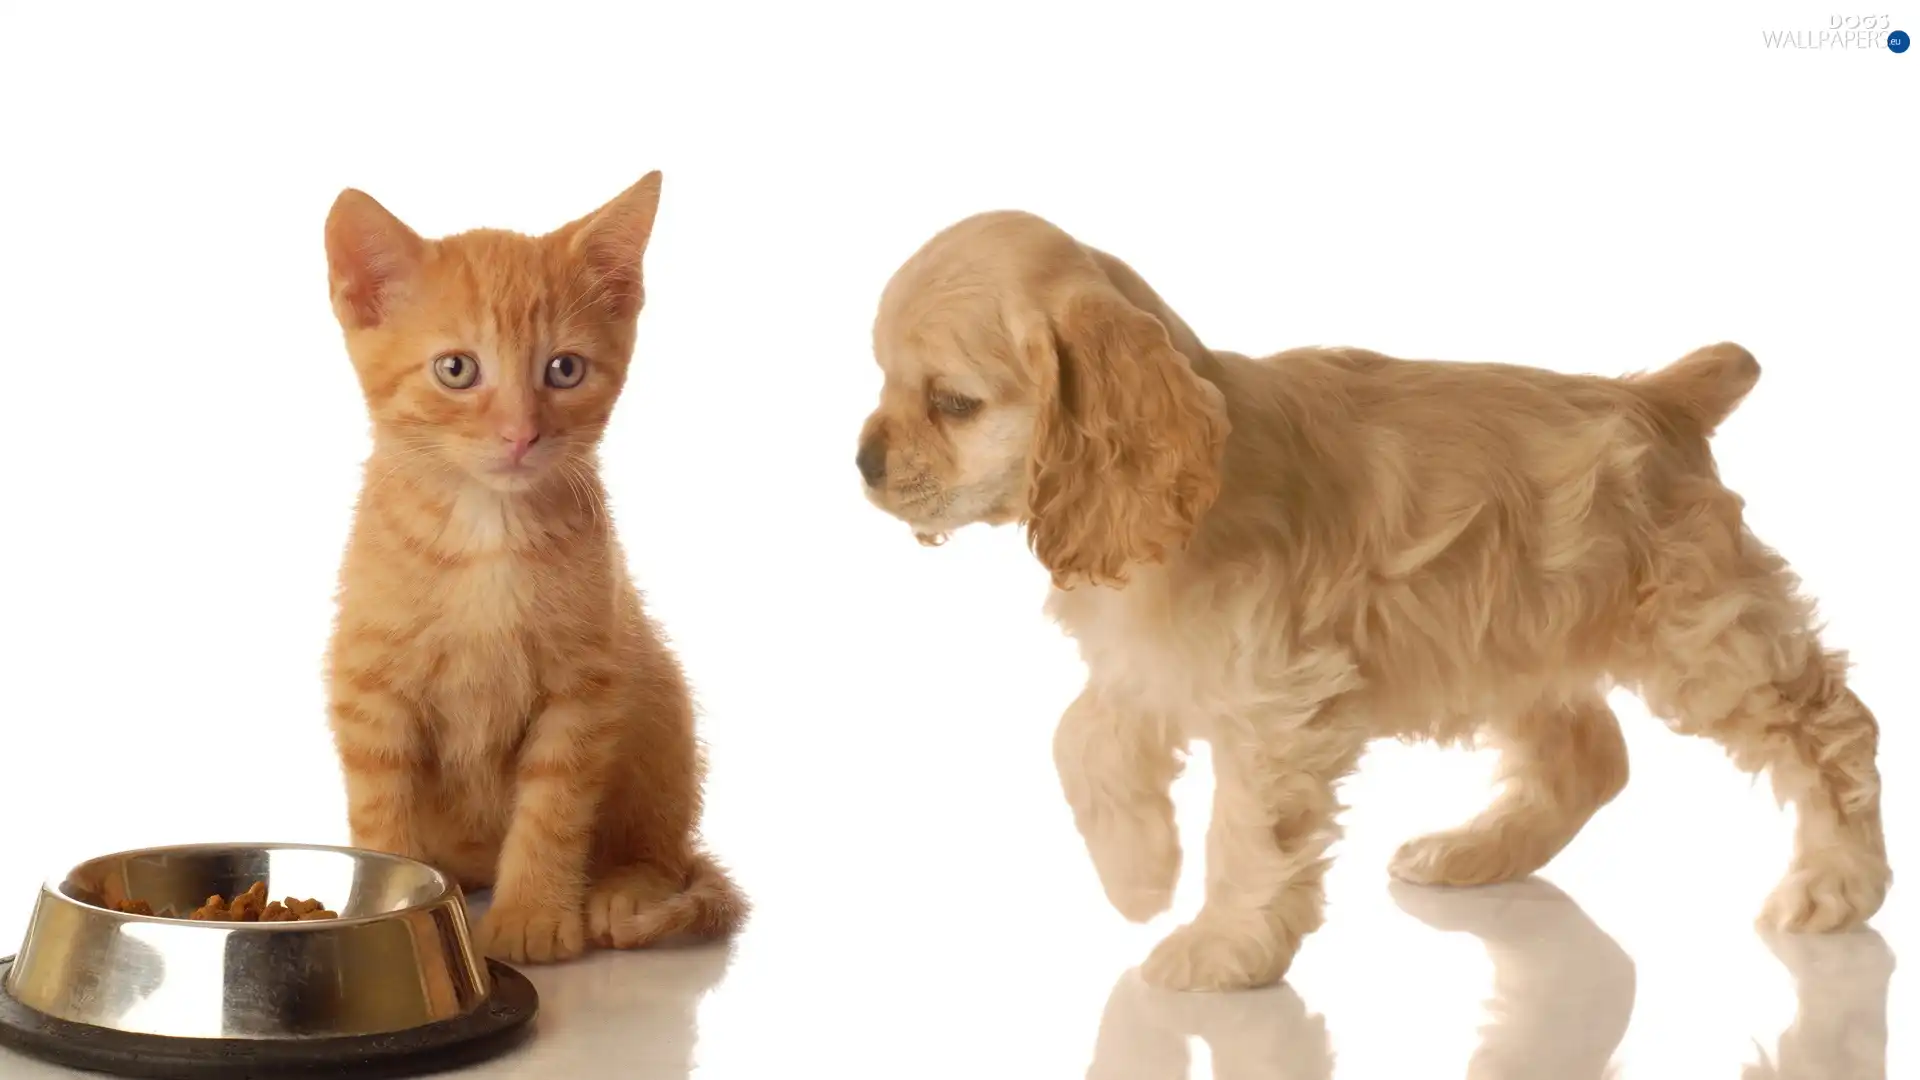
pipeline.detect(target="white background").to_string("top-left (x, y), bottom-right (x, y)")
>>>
top-left (0, 3), bottom-right (1912, 1077)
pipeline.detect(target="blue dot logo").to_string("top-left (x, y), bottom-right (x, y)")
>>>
top-left (1892, 29), bottom-right (1911, 52)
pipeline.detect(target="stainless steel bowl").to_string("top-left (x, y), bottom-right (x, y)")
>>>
top-left (4, 843), bottom-right (492, 1040)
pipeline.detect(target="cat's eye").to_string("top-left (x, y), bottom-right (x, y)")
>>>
top-left (546, 354), bottom-right (587, 389)
top-left (433, 353), bottom-right (480, 390)
top-left (932, 391), bottom-right (982, 419)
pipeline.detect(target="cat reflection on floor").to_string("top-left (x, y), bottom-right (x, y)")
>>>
top-left (510, 940), bottom-right (733, 1079)
top-left (1086, 879), bottom-right (1891, 1080)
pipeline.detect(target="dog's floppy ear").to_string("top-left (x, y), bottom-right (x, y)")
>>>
top-left (1023, 281), bottom-right (1228, 588)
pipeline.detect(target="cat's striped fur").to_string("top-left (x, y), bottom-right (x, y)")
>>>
top-left (322, 173), bottom-right (743, 963)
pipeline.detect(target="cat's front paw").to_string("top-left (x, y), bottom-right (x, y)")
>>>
top-left (476, 902), bottom-right (587, 964)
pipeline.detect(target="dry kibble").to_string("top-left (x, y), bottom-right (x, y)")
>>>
top-left (110, 899), bottom-right (154, 916)
top-left (177, 882), bottom-right (337, 923)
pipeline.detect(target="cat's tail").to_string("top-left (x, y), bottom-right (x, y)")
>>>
top-left (589, 851), bottom-right (748, 950)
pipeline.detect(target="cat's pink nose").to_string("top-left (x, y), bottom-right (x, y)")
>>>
top-left (501, 430), bottom-right (541, 465)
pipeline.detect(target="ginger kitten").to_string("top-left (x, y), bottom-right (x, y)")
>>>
top-left (321, 172), bottom-right (744, 964)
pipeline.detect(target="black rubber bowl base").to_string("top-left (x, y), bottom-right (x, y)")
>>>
top-left (0, 955), bottom-right (537, 1079)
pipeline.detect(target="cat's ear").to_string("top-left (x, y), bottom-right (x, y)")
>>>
top-left (564, 171), bottom-right (662, 322)
top-left (325, 189), bottom-right (425, 330)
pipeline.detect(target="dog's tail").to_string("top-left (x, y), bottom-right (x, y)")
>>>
top-left (593, 851), bottom-right (749, 949)
top-left (1628, 342), bottom-right (1760, 437)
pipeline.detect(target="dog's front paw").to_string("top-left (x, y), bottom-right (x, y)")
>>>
top-left (1085, 810), bottom-right (1182, 923)
top-left (1141, 914), bottom-right (1295, 992)
top-left (477, 900), bottom-right (587, 964)
top-left (1105, 878), bottom-right (1178, 924)
top-left (1760, 852), bottom-right (1890, 933)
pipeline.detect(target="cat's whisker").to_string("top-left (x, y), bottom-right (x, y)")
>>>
top-left (362, 442), bottom-right (451, 496)
top-left (555, 261), bottom-right (614, 327)
top-left (559, 457), bottom-right (610, 538)
top-left (557, 458), bottom-right (589, 517)
top-left (581, 461), bottom-right (611, 533)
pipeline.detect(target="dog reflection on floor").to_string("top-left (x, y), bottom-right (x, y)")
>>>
top-left (1083, 879), bottom-right (1627, 1079)
top-left (1086, 968), bottom-right (1332, 1080)
top-left (1391, 879), bottom-right (1635, 1079)
top-left (1086, 879), bottom-right (1893, 1079)
top-left (1082, 878), bottom-right (1627, 1079)
top-left (1744, 929), bottom-right (1893, 1080)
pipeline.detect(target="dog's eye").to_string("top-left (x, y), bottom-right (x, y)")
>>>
top-left (932, 392), bottom-right (982, 420)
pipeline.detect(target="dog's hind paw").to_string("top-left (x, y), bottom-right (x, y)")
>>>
top-left (1389, 828), bottom-right (1544, 888)
top-left (1760, 853), bottom-right (1890, 933)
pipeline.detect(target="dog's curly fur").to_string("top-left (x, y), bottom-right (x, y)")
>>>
top-left (857, 211), bottom-right (1890, 992)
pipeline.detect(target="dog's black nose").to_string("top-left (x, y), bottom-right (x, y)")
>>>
top-left (856, 438), bottom-right (887, 487)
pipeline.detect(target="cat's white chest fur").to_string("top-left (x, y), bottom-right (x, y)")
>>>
top-left (438, 486), bottom-right (537, 635)
top-left (446, 486), bottom-right (524, 556)
top-left (420, 488), bottom-right (542, 738)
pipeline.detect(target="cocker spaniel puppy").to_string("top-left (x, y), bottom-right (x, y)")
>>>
top-left (856, 211), bottom-right (1889, 992)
